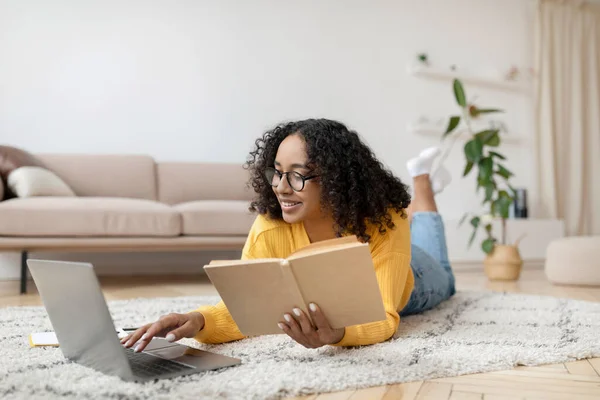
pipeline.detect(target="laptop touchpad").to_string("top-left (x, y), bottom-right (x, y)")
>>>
top-left (144, 339), bottom-right (241, 370)
top-left (140, 337), bottom-right (180, 352)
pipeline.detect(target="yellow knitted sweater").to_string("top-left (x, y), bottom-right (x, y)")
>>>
top-left (192, 211), bottom-right (413, 347)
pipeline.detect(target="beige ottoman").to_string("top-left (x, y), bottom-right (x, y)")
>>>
top-left (545, 236), bottom-right (600, 286)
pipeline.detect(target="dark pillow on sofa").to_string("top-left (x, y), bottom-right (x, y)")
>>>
top-left (0, 145), bottom-right (46, 200)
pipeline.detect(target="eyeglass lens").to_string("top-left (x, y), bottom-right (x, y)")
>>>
top-left (265, 168), bottom-right (304, 191)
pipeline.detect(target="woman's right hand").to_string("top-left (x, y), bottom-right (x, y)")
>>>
top-left (120, 312), bottom-right (205, 353)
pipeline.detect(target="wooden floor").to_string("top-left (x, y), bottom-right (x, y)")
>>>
top-left (2, 268), bottom-right (600, 400)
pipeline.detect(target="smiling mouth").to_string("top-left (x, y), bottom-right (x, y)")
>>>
top-left (280, 201), bottom-right (302, 208)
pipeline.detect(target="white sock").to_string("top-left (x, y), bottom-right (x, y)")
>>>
top-left (431, 165), bottom-right (452, 194)
top-left (406, 146), bottom-right (441, 177)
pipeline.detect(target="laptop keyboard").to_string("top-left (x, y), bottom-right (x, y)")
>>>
top-left (124, 347), bottom-right (195, 378)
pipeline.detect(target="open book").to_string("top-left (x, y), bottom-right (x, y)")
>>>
top-left (203, 236), bottom-right (387, 336)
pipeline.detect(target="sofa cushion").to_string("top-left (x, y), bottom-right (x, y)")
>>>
top-left (0, 197), bottom-right (181, 237)
top-left (157, 162), bottom-right (253, 205)
top-left (0, 145), bottom-right (46, 199)
top-left (175, 200), bottom-right (255, 236)
top-left (37, 154), bottom-right (157, 200)
top-left (8, 166), bottom-right (76, 198)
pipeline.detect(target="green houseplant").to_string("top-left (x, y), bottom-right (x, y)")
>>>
top-left (443, 79), bottom-right (523, 280)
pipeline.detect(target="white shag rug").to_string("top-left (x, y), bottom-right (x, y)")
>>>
top-left (2, 290), bottom-right (600, 400)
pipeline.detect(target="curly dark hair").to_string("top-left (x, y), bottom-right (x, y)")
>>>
top-left (245, 118), bottom-right (411, 242)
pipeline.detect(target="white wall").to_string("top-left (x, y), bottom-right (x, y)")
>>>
top-left (0, 0), bottom-right (539, 278)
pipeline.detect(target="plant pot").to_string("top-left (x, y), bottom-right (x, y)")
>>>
top-left (483, 244), bottom-right (523, 281)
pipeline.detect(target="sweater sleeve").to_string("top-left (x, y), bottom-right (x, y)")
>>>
top-left (330, 250), bottom-right (412, 347)
top-left (191, 218), bottom-right (271, 345)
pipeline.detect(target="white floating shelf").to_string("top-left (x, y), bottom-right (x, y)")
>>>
top-left (407, 123), bottom-right (522, 145)
top-left (407, 64), bottom-right (531, 93)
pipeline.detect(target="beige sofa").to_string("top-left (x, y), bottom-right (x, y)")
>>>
top-left (0, 154), bottom-right (257, 294)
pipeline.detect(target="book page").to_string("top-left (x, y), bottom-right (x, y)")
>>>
top-left (208, 258), bottom-right (279, 267)
top-left (203, 260), bottom-right (307, 336)
top-left (287, 236), bottom-right (360, 259)
top-left (288, 244), bottom-right (386, 329)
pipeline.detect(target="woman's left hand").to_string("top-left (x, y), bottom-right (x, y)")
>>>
top-left (279, 303), bottom-right (345, 348)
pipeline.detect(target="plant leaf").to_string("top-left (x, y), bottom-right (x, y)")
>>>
top-left (484, 183), bottom-right (495, 203)
top-left (475, 108), bottom-right (503, 115)
top-left (478, 157), bottom-right (494, 181)
top-left (475, 130), bottom-right (500, 147)
top-left (464, 138), bottom-right (483, 163)
top-left (491, 199), bottom-right (500, 216)
top-left (484, 223), bottom-right (492, 235)
top-left (453, 79), bottom-right (467, 107)
top-left (470, 216), bottom-right (480, 228)
top-left (468, 227), bottom-right (478, 248)
top-left (477, 176), bottom-right (488, 193)
top-left (463, 161), bottom-right (474, 176)
top-left (475, 129), bottom-right (494, 141)
top-left (496, 193), bottom-right (513, 219)
top-left (489, 151), bottom-right (506, 160)
top-left (485, 131), bottom-right (500, 147)
top-left (458, 212), bottom-right (469, 227)
top-left (481, 238), bottom-right (495, 254)
top-left (444, 116), bottom-right (461, 137)
top-left (496, 164), bottom-right (514, 179)
top-left (498, 190), bottom-right (512, 199)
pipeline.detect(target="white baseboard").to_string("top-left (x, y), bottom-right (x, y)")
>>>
top-left (451, 259), bottom-right (545, 271)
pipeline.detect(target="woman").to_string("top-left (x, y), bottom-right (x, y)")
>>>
top-left (122, 118), bottom-right (455, 351)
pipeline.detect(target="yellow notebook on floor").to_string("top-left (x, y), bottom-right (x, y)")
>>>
top-left (29, 329), bottom-right (129, 347)
top-left (29, 332), bottom-right (59, 347)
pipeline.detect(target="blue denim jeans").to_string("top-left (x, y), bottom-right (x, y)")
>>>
top-left (399, 212), bottom-right (456, 316)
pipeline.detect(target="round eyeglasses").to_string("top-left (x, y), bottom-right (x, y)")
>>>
top-left (264, 167), bottom-right (318, 192)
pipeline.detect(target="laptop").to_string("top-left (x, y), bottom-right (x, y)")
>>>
top-left (27, 259), bottom-right (242, 382)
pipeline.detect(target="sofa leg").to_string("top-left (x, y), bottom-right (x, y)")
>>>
top-left (20, 251), bottom-right (28, 295)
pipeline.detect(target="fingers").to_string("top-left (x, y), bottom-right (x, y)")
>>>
top-left (308, 303), bottom-right (333, 331)
top-left (308, 303), bottom-right (344, 344)
top-left (291, 308), bottom-right (313, 334)
top-left (279, 318), bottom-right (310, 348)
top-left (120, 333), bottom-right (130, 344)
top-left (282, 312), bottom-right (300, 334)
top-left (164, 320), bottom-right (197, 343)
top-left (143, 315), bottom-right (177, 339)
top-left (120, 333), bottom-right (133, 344)
top-left (279, 308), bottom-right (318, 348)
top-left (121, 323), bottom-right (152, 350)
top-left (122, 314), bottom-right (181, 352)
